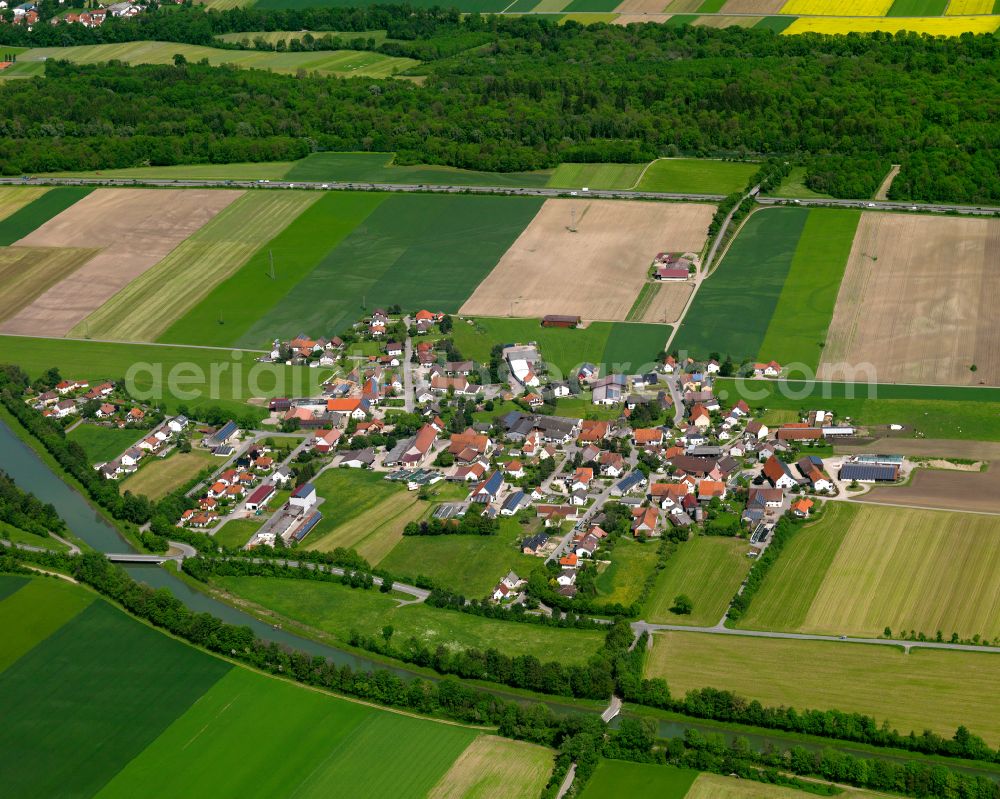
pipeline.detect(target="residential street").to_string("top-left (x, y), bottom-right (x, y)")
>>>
top-left (402, 317), bottom-right (415, 412)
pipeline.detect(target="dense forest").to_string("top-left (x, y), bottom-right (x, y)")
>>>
top-left (0, 7), bottom-right (998, 202)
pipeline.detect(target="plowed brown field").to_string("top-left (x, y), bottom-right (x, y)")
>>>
top-left (819, 213), bottom-right (1000, 386)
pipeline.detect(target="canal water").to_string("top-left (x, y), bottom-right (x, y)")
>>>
top-left (3, 418), bottom-right (998, 783)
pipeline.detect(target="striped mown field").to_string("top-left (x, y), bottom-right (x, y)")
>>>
top-left (646, 631), bottom-right (1000, 745)
top-left (0, 187), bottom-right (49, 223)
top-left (71, 192), bottom-right (319, 342)
top-left (737, 504), bottom-right (1000, 641)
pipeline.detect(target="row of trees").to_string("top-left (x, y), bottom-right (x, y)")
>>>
top-left (0, 17), bottom-right (996, 202)
top-left (0, 470), bottom-right (64, 539)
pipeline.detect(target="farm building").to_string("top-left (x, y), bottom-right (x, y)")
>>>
top-left (839, 462), bottom-right (900, 483)
top-left (541, 315), bottom-right (581, 328)
top-left (654, 267), bottom-right (689, 281)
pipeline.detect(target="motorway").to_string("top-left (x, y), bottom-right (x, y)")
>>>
top-left (3, 175), bottom-right (998, 216)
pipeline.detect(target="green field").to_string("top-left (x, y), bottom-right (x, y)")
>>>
top-left (770, 166), bottom-right (833, 199)
top-left (636, 159), bottom-right (758, 195)
top-left (580, 759), bottom-right (698, 799)
top-left (67, 423), bottom-right (143, 465)
top-left (646, 536), bottom-right (752, 626)
top-left (673, 208), bottom-right (809, 361)
top-left (238, 194), bottom-right (543, 348)
top-left (453, 317), bottom-right (613, 374)
top-left (98, 666), bottom-right (481, 799)
top-left (546, 162), bottom-right (645, 190)
top-left (0, 520), bottom-right (71, 553)
top-left (887, 0), bottom-right (948, 15)
top-left (379, 516), bottom-right (543, 597)
top-left (427, 736), bottom-right (555, 799)
top-left (46, 162), bottom-right (294, 181)
top-left (594, 539), bottom-right (660, 607)
top-left (0, 336), bottom-right (324, 418)
top-left (601, 322), bottom-right (670, 371)
top-left (284, 151), bottom-right (552, 187)
top-left (303, 469), bottom-right (418, 559)
top-left (756, 208), bottom-right (861, 368)
top-left (15, 42), bottom-right (417, 78)
top-left (309, 489), bottom-right (425, 563)
top-left (215, 575), bottom-right (604, 664)
top-left (0, 187), bottom-right (92, 246)
top-left (0, 187), bottom-right (49, 221)
top-left (161, 191), bottom-right (384, 346)
top-left (74, 192), bottom-right (319, 342)
top-left (451, 317), bottom-right (668, 376)
top-left (646, 631), bottom-right (1000, 745)
top-left (0, 575), bottom-right (94, 671)
top-left (119, 449), bottom-right (215, 501)
top-left (735, 501), bottom-right (854, 632)
top-left (754, 16), bottom-right (798, 33)
top-left (740, 504), bottom-right (1000, 641)
top-left (0, 599), bottom-right (231, 799)
top-left (212, 517), bottom-right (264, 549)
top-left (0, 575), bottom-right (555, 797)
top-left (712, 378), bottom-right (1000, 442)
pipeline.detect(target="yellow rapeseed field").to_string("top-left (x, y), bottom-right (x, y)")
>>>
top-left (784, 13), bottom-right (1000, 31)
top-left (780, 0), bottom-right (893, 15)
top-left (945, 0), bottom-right (995, 13)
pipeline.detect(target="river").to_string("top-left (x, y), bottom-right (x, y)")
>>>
top-left (2, 418), bottom-right (998, 783)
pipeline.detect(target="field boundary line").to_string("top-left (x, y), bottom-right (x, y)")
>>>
top-left (0, 331), bottom-right (266, 353)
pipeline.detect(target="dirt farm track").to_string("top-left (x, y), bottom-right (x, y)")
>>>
top-left (459, 199), bottom-right (713, 322)
top-left (819, 212), bottom-right (1000, 387)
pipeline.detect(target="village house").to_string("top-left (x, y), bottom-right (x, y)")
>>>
top-left (500, 490), bottom-right (530, 516)
top-left (504, 460), bottom-right (525, 479)
top-left (337, 447), bottom-right (376, 469)
top-left (753, 361), bottom-right (782, 378)
top-left (762, 455), bottom-right (797, 489)
top-left (326, 398), bottom-right (369, 420)
top-left (599, 451), bottom-right (625, 477)
top-left (689, 404), bottom-right (711, 429)
top-left (631, 506), bottom-right (659, 536)
top-left (791, 498), bottom-right (814, 518)
top-left (521, 532), bottom-right (550, 555)
top-left (633, 427), bottom-right (664, 447)
top-left (797, 456), bottom-right (834, 492)
top-left (491, 571), bottom-right (523, 602)
top-left (470, 471), bottom-right (504, 504)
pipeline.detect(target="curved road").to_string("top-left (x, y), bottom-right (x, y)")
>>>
top-left (247, 557), bottom-right (429, 605)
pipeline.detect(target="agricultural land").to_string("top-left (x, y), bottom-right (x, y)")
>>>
top-left (212, 575), bottom-right (605, 663)
top-left (819, 212), bottom-right (1000, 387)
top-left (645, 631), bottom-right (1000, 745)
top-left (0, 575), bottom-right (553, 799)
top-left (460, 199), bottom-right (714, 322)
top-left (0, 189), bottom-right (241, 337)
top-left (8, 42), bottom-right (417, 79)
top-left (675, 207), bottom-right (858, 368)
top-left (72, 192), bottom-right (319, 342)
top-left (646, 536), bottom-right (751, 626)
